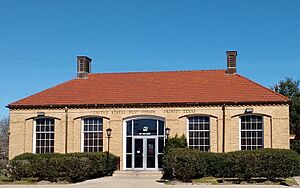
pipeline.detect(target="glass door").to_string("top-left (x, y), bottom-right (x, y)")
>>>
top-left (133, 137), bottom-right (157, 169)
top-left (125, 118), bottom-right (165, 170)
top-left (146, 138), bottom-right (156, 168)
top-left (134, 139), bottom-right (143, 168)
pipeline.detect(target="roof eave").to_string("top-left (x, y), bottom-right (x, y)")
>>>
top-left (6, 100), bottom-right (291, 110)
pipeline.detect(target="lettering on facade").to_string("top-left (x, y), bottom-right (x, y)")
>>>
top-left (182, 109), bottom-right (196, 113)
top-left (90, 109), bottom-right (196, 116)
top-left (92, 111), bottom-right (109, 115)
top-left (112, 110), bottom-right (126, 115)
top-left (164, 109), bottom-right (196, 114)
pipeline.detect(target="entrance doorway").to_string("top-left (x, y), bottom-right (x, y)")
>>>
top-left (123, 117), bottom-right (165, 170)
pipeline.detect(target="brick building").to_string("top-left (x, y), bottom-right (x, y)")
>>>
top-left (7, 51), bottom-right (290, 170)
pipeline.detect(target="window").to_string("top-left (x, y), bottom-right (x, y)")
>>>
top-left (240, 115), bottom-right (263, 150)
top-left (82, 117), bottom-right (103, 152)
top-left (188, 116), bottom-right (210, 151)
top-left (125, 118), bottom-right (165, 169)
top-left (34, 118), bottom-right (55, 153)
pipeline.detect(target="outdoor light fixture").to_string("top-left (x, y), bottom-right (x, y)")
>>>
top-left (37, 112), bottom-right (45, 117)
top-left (165, 127), bottom-right (170, 139)
top-left (245, 108), bottom-right (254, 113)
top-left (105, 128), bottom-right (112, 175)
top-left (106, 128), bottom-right (112, 138)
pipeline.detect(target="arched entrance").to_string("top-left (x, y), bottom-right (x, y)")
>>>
top-left (123, 117), bottom-right (165, 170)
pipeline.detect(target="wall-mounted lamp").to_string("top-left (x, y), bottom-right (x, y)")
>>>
top-left (165, 127), bottom-right (170, 139)
top-left (106, 128), bottom-right (112, 138)
top-left (245, 108), bottom-right (253, 113)
top-left (37, 112), bottom-right (45, 117)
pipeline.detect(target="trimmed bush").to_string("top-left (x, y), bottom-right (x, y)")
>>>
top-left (164, 134), bottom-right (187, 153)
top-left (9, 152), bottom-right (118, 182)
top-left (163, 148), bottom-right (300, 182)
top-left (226, 149), bottom-right (300, 181)
top-left (199, 152), bottom-right (226, 178)
top-left (163, 148), bottom-right (206, 182)
top-left (291, 140), bottom-right (300, 154)
top-left (0, 159), bottom-right (9, 174)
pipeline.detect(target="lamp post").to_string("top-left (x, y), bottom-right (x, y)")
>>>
top-left (106, 128), bottom-right (112, 158)
top-left (165, 127), bottom-right (170, 139)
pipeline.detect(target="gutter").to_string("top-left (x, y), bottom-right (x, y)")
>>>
top-left (222, 104), bottom-right (225, 153)
top-left (65, 106), bottom-right (68, 154)
top-left (6, 100), bottom-right (291, 110)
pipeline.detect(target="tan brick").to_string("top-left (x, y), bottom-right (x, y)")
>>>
top-left (9, 104), bottom-right (290, 170)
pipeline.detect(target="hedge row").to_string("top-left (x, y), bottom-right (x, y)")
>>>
top-left (6, 152), bottom-right (118, 183)
top-left (163, 148), bottom-right (300, 182)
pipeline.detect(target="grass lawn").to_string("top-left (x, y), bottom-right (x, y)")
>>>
top-left (191, 177), bottom-right (298, 186)
top-left (0, 175), bottom-right (38, 184)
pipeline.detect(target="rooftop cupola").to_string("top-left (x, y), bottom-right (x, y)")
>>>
top-left (77, 56), bottom-right (92, 79)
top-left (226, 51), bottom-right (237, 74)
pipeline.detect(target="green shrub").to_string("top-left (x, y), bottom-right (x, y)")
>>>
top-left (163, 148), bottom-right (205, 182)
top-left (226, 149), bottom-right (300, 181)
top-left (9, 152), bottom-right (118, 183)
top-left (164, 134), bottom-right (187, 152)
top-left (291, 140), bottom-right (300, 154)
top-left (199, 152), bottom-right (226, 178)
top-left (0, 159), bottom-right (9, 175)
top-left (163, 148), bottom-right (300, 182)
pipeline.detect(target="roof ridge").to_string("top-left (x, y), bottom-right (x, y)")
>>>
top-left (235, 74), bottom-right (290, 101)
top-left (89, 69), bottom-right (226, 75)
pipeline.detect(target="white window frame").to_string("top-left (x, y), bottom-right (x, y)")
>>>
top-left (32, 118), bottom-right (55, 154)
top-left (187, 116), bottom-right (210, 152)
top-left (122, 116), bottom-right (165, 170)
top-left (239, 115), bottom-right (264, 150)
top-left (80, 117), bottom-right (103, 152)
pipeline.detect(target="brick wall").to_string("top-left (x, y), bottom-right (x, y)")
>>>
top-left (9, 104), bottom-right (289, 170)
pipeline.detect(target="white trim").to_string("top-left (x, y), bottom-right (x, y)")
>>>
top-left (32, 118), bottom-right (55, 154)
top-left (186, 116), bottom-right (210, 151)
top-left (123, 116), bottom-right (165, 171)
top-left (80, 119), bottom-right (84, 152)
top-left (32, 120), bottom-right (36, 153)
top-left (239, 117), bottom-right (241, 150)
top-left (186, 118), bottom-right (189, 147)
top-left (239, 115), bottom-right (264, 150)
top-left (80, 117), bottom-right (103, 153)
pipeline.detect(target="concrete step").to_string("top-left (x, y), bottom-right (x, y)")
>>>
top-left (113, 170), bottom-right (163, 179)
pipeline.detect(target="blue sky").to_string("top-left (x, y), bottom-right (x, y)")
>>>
top-left (0, 0), bottom-right (299, 118)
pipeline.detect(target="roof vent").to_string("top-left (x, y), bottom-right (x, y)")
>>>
top-left (77, 56), bottom-right (92, 79)
top-left (226, 51), bottom-right (237, 74)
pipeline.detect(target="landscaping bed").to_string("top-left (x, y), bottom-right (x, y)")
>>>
top-left (163, 148), bottom-right (300, 183)
top-left (0, 152), bottom-right (118, 184)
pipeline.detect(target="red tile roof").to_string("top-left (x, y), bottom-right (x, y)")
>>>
top-left (8, 70), bottom-right (289, 108)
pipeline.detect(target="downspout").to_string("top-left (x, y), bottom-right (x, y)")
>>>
top-left (216, 119), bottom-right (219, 153)
top-left (65, 106), bottom-right (68, 153)
top-left (222, 104), bottom-right (226, 153)
top-left (270, 118), bottom-right (273, 148)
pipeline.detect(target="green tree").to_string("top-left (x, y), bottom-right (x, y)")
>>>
top-left (0, 117), bottom-right (9, 159)
top-left (272, 78), bottom-right (300, 137)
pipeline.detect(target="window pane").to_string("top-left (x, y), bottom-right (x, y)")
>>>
top-left (127, 121), bottom-right (132, 136)
top-left (35, 118), bottom-right (55, 154)
top-left (133, 119), bottom-right (157, 135)
top-left (188, 116), bottom-right (210, 152)
top-left (126, 154), bottom-right (132, 168)
top-left (158, 137), bottom-right (164, 153)
top-left (158, 120), bottom-right (164, 135)
top-left (240, 115), bottom-right (263, 150)
top-left (82, 117), bottom-right (103, 152)
top-left (126, 137), bottom-right (132, 153)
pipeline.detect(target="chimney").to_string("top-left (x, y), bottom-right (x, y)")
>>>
top-left (77, 56), bottom-right (92, 79)
top-left (226, 51), bottom-right (237, 74)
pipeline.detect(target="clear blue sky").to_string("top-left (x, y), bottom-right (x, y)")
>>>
top-left (0, 0), bottom-right (299, 118)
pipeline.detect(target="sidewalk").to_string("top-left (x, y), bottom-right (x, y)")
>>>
top-left (0, 177), bottom-right (296, 188)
